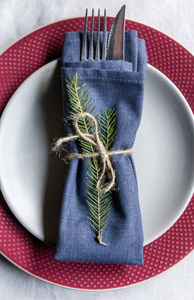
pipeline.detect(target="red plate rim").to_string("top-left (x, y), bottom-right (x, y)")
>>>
top-left (0, 17), bottom-right (193, 290)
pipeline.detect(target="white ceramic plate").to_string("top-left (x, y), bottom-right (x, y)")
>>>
top-left (0, 60), bottom-right (193, 246)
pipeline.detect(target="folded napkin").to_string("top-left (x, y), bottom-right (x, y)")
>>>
top-left (55, 30), bottom-right (147, 265)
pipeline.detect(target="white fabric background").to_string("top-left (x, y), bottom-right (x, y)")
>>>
top-left (0, 0), bottom-right (193, 299)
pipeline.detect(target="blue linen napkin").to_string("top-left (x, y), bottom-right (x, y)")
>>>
top-left (55, 30), bottom-right (147, 265)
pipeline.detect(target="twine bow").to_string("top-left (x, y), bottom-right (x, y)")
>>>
top-left (53, 112), bottom-right (134, 193)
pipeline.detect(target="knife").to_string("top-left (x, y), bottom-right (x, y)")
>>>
top-left (106, 5), bottom-right (126, 60)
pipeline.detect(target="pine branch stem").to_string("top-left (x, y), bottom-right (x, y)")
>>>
top-left (96, 168), bottom-right (101, 244)
top-left (106, 115), bottom-right (109, 150)
top-left (74, 83), bottom-right (90, 137)
top-left (74, 82), bottom-right (102, 244)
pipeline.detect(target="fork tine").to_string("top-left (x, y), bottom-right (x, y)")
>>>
top-left (102, 9), bottom-right (107, 60)
top-left (81, 9), bottom-right (88, 61)
top-left (88, 9), bottom-right (94, 60)
top-left (95, 9), bottom-right (100, 61)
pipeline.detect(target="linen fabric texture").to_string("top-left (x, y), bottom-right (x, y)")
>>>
top-left (55, 30), bottom-right (147, 265)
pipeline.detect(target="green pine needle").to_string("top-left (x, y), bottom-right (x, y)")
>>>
top-left (66, 73), bottom-right (117, 245)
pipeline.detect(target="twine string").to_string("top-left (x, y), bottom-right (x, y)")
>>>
top-left (53, 112), bottom-right (133, 193)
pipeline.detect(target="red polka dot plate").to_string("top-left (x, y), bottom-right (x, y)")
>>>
top-left (0, 18), bottom-right (193, 290)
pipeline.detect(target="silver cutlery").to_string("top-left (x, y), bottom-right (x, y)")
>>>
top-left (81, 8), bottom-right (107, 61)
top-left (81, 5), bottom-right (126, 61)
top-left (106, 5), bottom-right (126, 60)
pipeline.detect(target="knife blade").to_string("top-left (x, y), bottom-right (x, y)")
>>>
top-left (106, 5), bottom-right (126, 60)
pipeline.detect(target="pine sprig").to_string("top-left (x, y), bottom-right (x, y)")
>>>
top-left (66, 73), bottom-right (117, 245)
top-left (86, 160), bottom-right (113, 242)
top-left (98, 108), bottom-right (117, 150)
top-left (66, 73), bottom-right (96, 153)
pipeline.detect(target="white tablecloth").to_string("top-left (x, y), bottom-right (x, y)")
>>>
top-left (0, 0), bottom-right (193, 299)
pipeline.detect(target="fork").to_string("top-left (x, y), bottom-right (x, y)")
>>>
top-left (81, 8), bottom-right (107, 61)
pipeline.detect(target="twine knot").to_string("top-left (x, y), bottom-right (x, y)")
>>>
top-left (53, 112), bottom-right (134, 194)
top-left (101, 151), bottom-right (109, 161)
